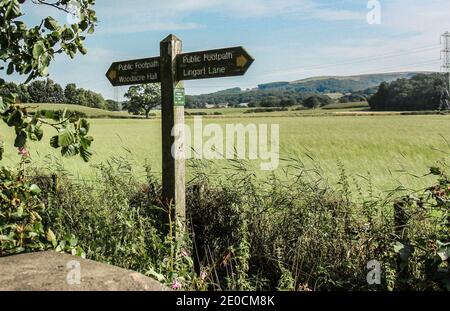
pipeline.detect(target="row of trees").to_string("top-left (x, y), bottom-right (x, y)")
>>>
top-left (369, 73), bottom-right (448, 111)
top-left (185, 89), bottom-right (326, 108)
top-left (0, 79), bottom-right (120, 111)
top-left (4, 73), bottom-right (446, 116)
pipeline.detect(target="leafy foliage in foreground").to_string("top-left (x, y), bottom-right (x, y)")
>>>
top-left (25, 156), bottom-right (450, 291)
top-left (0, 0), bottom-right (97, 162)
top-left (0, 160), bottom-right (52, 256)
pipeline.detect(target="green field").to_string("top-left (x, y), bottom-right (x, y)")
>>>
top-left (22, 103), bottom-right (139, 119)
top-left (1, 113), bottom-right (450, 192)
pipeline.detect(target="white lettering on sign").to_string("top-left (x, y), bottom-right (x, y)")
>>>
top-left (203, 52), bottom-right (233, 62)
top-left (182, 66), bottom-right (227, 78)
top-left (119, 75), bottom-right (146, 83)
top-left (117, 60), bottom-right (159, 72)
top-left (182, 52), bottom-right (234, 64)
top-left (183, 68), bottom-right (206, 78)
top-left (209, 67), bottom-right (226, 74)
top-left (118, 63), bottom-right (134, 71)
top-left (147, 72), bottom-right (158, 80)
top-left (135, 60), bottom-right (159, 70)
top-left (183, 55), bottom-right (202, 64)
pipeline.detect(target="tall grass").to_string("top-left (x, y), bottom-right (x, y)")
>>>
top-left (30, 155), bottom-right (449, 291)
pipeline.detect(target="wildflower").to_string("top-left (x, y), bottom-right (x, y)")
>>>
top-left (171, 279), bottom-right (182, 290)
top-left (200, 271), bottom-right (207, 282)
top-left (180, 249), bottom-right (189, 257)
top-left (18, 147), bottom-right (30, 157)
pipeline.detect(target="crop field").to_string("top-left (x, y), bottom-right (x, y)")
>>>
top-left (2, 113), bottom-right (450, 192)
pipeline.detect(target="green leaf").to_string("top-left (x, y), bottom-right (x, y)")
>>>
top-left (58, 128), bottom-right (75, 147)
top-left (17, 205), bottom-right (23, 217)
top-left (6, 62), bottom-right (14, 75)
top-left (78, 45), bottom-right (87, 55)
top-left (79, 119), bottom-right (90, 132)
top-left (0, 140), bottom-right (4, 161)
top-left (34, 127), bottom-right (44, 141)
top-left (0, 96), bottom-right (9, 113)
top-left (80, 147), bottom-right (92, 162)
top-left (0, 49), bottom-right (9, 61)
top-left (50, 135), bottom-right (59, 148)
top-left (393, 242), bottom-right (414, 262)
top-left (5, 0), bottom-right (21, 19)
top-left (46, 229), bottom-right (57, 248)
top-left (32, 41), bottom-right (46, 60)
top-left (146, 268), bottom-right (166, 282)
top-left (61, 145), bottom-right (77, 158)
top-left (430, 167), bottom-right (441, 176)
top-left (44, 17), bottom-right (59, 31)
top-left (14, 131), bottom-right (27, 148)
top-left (437, 241), bottom-right (450, 261)
top-left (29, 184), bottom-right (41, 195)
top-left (61, 27), bottom-right (75, 41)
top-left (67, 235), bottom-right (78, 247)
top-left (6, 109), bottom-right (22, 127)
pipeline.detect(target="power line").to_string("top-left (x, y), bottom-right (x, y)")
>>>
top-left (300, 44), bottom-right (439, 71)
top-left (263, 44), bottom-right (440, 78)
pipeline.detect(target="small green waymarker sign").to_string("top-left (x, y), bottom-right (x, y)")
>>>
top-left (105, 35), bottom-right (254, 234)
top-left (174, 88), bottom-right (186, 106)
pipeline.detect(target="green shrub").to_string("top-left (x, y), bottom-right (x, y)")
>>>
top-left (26, 156), bottom-right (450, 291)
top-left (0, 164), bottom-right (54, 256)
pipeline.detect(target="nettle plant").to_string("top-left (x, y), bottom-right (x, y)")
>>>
top-left (0, 0), bottom-right (96, 255)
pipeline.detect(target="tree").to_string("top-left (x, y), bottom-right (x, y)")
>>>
top-left (28, 78), bottom-right (65, 103)
top-left (47, 80), bottom-right (65, 103)
top-left (84, 89), bottom-right (106, 109)
top-left (0, 81), bottom-right (29, 103)
top-left (64, 83), bottom-right (78, 105)
top-left (106, 99), bottom-right (121, 111)
top-left (369, 74), bottom-right (447, 111)
top-left (280, 97), bottom-right (297, 107)
top-left (27, 80), bottom-right (47, 103)
top-left (124, 84), bottom-right (161, 119)
top-left (0, 0), bottom-right (97, 162)
top-left (302, 95), bottom-right (334, 109)
top-left (302, 96), bottom-right (322, 109)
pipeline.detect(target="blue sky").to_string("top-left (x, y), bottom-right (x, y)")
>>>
top-left (10, 0), bottom-right (450, 99)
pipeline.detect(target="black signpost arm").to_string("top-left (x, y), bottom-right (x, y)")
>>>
top-left (160, 34), bottom-right (186, 229)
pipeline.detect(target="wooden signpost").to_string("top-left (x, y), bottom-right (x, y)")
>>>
top-left (106, 34), bottom-right (254, 226)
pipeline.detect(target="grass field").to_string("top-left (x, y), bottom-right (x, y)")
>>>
top-left (2, 113), bottom-right (450, 192)
top-left (22, 103), bottom-right (138, 119)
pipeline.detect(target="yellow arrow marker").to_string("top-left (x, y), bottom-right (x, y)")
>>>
top-left (236, 55), bottom-right (248, 68)
top-left (108, 69), bottom-right (117, 81)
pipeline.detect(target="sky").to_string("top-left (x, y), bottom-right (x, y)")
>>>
top-left (8, 0), bottom-right (450, 99)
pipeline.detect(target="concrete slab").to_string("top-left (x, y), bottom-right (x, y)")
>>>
top-left (0, 251), bottom-right (169, 291)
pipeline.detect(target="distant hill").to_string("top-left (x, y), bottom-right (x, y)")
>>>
top-left (186, 72), bottom-right (435, 108)
top-left (257, 72), bottom-right (430, 93)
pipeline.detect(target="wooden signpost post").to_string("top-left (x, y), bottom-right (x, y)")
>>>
top-left (106, 34), bottom-right (254, 227)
